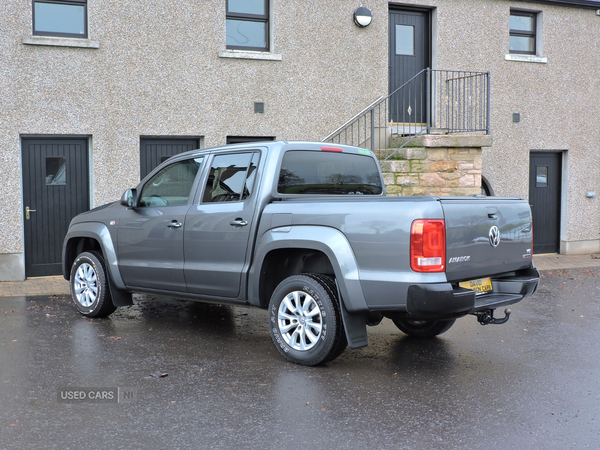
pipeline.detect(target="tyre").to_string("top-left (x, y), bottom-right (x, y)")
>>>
top-left (392, 318), bottom-right (455, 338)
top-left (307, 274), bottom-right (348, 363)
top-left (70, 251), bottom-right (117, 318)
top-left (269, 274), bottom-right (347, 366)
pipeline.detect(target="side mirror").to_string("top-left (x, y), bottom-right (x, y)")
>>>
top-left (120, 188), bottom-right (137, 207)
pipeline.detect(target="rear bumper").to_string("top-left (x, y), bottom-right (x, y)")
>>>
top-left (405, 268), bottom-right (540, 318)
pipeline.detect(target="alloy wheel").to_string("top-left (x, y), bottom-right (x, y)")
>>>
top-left (277, 290), bottom-right (323, 351)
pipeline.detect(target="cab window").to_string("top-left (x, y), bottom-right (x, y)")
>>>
top-left (202, 153), bottom-right (259, 203)
top-left (278, 150), bottom-right (382, 195)
top-left (139, 157), bottom-right (204, 207)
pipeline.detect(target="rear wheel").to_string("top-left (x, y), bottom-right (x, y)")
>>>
top-left (269, 274), bottom-right (347, 365)
top-left (392, 318), bottom-right (455, 338)
top-left (70, 251), bottom-right (116, 318)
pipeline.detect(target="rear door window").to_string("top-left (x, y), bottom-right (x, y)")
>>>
top-left (278, 150), bottom-right (382, 195)
top-left (202, 152), bottom-right (260, 203)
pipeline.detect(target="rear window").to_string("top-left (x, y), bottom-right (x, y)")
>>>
top-left (278, 150), bottom-right (383, 195)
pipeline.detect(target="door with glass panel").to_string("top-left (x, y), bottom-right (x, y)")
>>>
top-left (529, 152), bottom-right (562, 253)
top-left (388, 8), bottom-right (430, 124)
top-left (22, 137), bottom-right (89, 277)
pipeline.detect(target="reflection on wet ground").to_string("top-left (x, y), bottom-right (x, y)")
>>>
top-left (0, 269), bottom-right (599, 449)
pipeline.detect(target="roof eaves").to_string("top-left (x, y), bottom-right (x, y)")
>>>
top-left (511, 0), bottom-right (600, 9)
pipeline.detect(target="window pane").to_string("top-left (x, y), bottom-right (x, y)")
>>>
top-left (34, 2), bottom-right (85, 36)
top-left (203, 153), bottom-right (253, 203)
top-left (242, 153), bottom-right (260, 200)
top-left (510, 14), bottom-right (534, 32)
top-left (536, 166), bottom-right (548, 187)
top-left (228, 0), bottom-right (265, 15)
top-left (46, 157), bottom-right (66, 185)
top-left (139, 158), bottom-right (203, 207)
top-left (226, 19), bottom-right (267, 49)
top-left (278, 151), bottom-right (383, 195)
top-left (395, 25), bottom-right (414, 56)
top-left (510, 36), bottom-right (535, 53)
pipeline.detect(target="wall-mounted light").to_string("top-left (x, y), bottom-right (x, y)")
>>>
top-left (354, 7), bottom-right (373, 28)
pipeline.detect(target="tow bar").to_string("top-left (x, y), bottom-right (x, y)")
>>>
top-left (475, 308), bottom-right (511, 325)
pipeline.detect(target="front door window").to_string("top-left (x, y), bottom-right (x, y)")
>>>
top-left (139, 158), bottom-right (204, 207)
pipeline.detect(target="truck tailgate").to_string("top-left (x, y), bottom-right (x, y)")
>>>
top-left (440, 197), bottom-right (534, 282)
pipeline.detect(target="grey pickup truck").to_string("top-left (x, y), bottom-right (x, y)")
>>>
top-left (63, 141), bottom-right (539, 365)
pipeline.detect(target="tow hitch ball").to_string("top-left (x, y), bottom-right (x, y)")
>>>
top-left (476, 308), bottom-right (511, 325)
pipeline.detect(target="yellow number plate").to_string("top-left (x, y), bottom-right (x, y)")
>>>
top-left (459, 277), bottom-right (493, 294)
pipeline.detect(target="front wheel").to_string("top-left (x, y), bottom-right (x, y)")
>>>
top-left (70, 251), bottom-right (117, 318)
top-left (269, 274), bottom-right (347, 366)
top-left (392, 318), bottom-right (455, 338)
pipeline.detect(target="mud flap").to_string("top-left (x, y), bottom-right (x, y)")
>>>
top-left (108, 277), bottom-right (133, 307)
top-left (340, 304), bottom-right (368, 349)
top-left (335, 280), bottom-right (368, 349)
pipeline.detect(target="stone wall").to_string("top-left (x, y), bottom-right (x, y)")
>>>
top-left (380, 134), bottom-right (492, 197)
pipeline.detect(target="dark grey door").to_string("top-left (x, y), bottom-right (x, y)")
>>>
top-left (117, 157), bottom-right (204, 291)
top-left (389, 8), bottom-right (430, 123)
top-left (22, 137), bottom-right (89, 277)
top-left (529, 152), bottom-right (562, 253)
top-left (140, 138), bottom-right (200, 180)
top-left (184, 152), bottom-right (260, 298)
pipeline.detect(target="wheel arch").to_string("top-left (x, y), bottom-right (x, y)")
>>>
top-left (248, 226), bottom-right (368, 313)
top-left (63, 223), bottom-right (132, 306)
top-left (63, 235), bottom-right (102, 279)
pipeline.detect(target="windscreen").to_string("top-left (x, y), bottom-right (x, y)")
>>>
top-left (277, 150), bottom-right (383, 195)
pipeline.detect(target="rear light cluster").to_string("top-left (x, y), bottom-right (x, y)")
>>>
top-left (410, 219), bottom-right (446, 272)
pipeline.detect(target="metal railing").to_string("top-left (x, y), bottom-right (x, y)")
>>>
top-left (323, 69), bottom-right (490, 161)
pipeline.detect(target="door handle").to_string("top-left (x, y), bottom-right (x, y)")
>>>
top-left (167, 221), bottom-right (182, 228)
top-left (25, 206), bottom-right (37, 220)
top-left (230, 219), bottom-right (248, 229)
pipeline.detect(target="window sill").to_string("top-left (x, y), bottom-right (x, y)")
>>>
top-left (23, 36), bottom-right (99, 49)
top-left (505, 54), bottom-right (547, 64)
top-left (218, 49), bottom-right (282, 61)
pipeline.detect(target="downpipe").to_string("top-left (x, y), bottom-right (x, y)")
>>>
top-left (474, 308), bottom-right (511, 325)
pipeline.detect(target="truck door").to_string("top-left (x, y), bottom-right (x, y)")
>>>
top-left (117, 157), bottom-right (204, 291)
top-left (184, 152), bottom-right (260, 298)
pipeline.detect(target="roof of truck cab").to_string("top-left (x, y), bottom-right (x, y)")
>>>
top-left (166, 140), bottom-right (375, 161)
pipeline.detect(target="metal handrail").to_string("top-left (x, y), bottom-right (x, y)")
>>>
top-left (323, 96), bottom-right (385, 142)
top-left (323, 69), bottom-right (490, 162)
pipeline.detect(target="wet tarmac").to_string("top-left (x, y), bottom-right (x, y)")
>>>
top-left (1, 268), bottom-right (599, 449)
